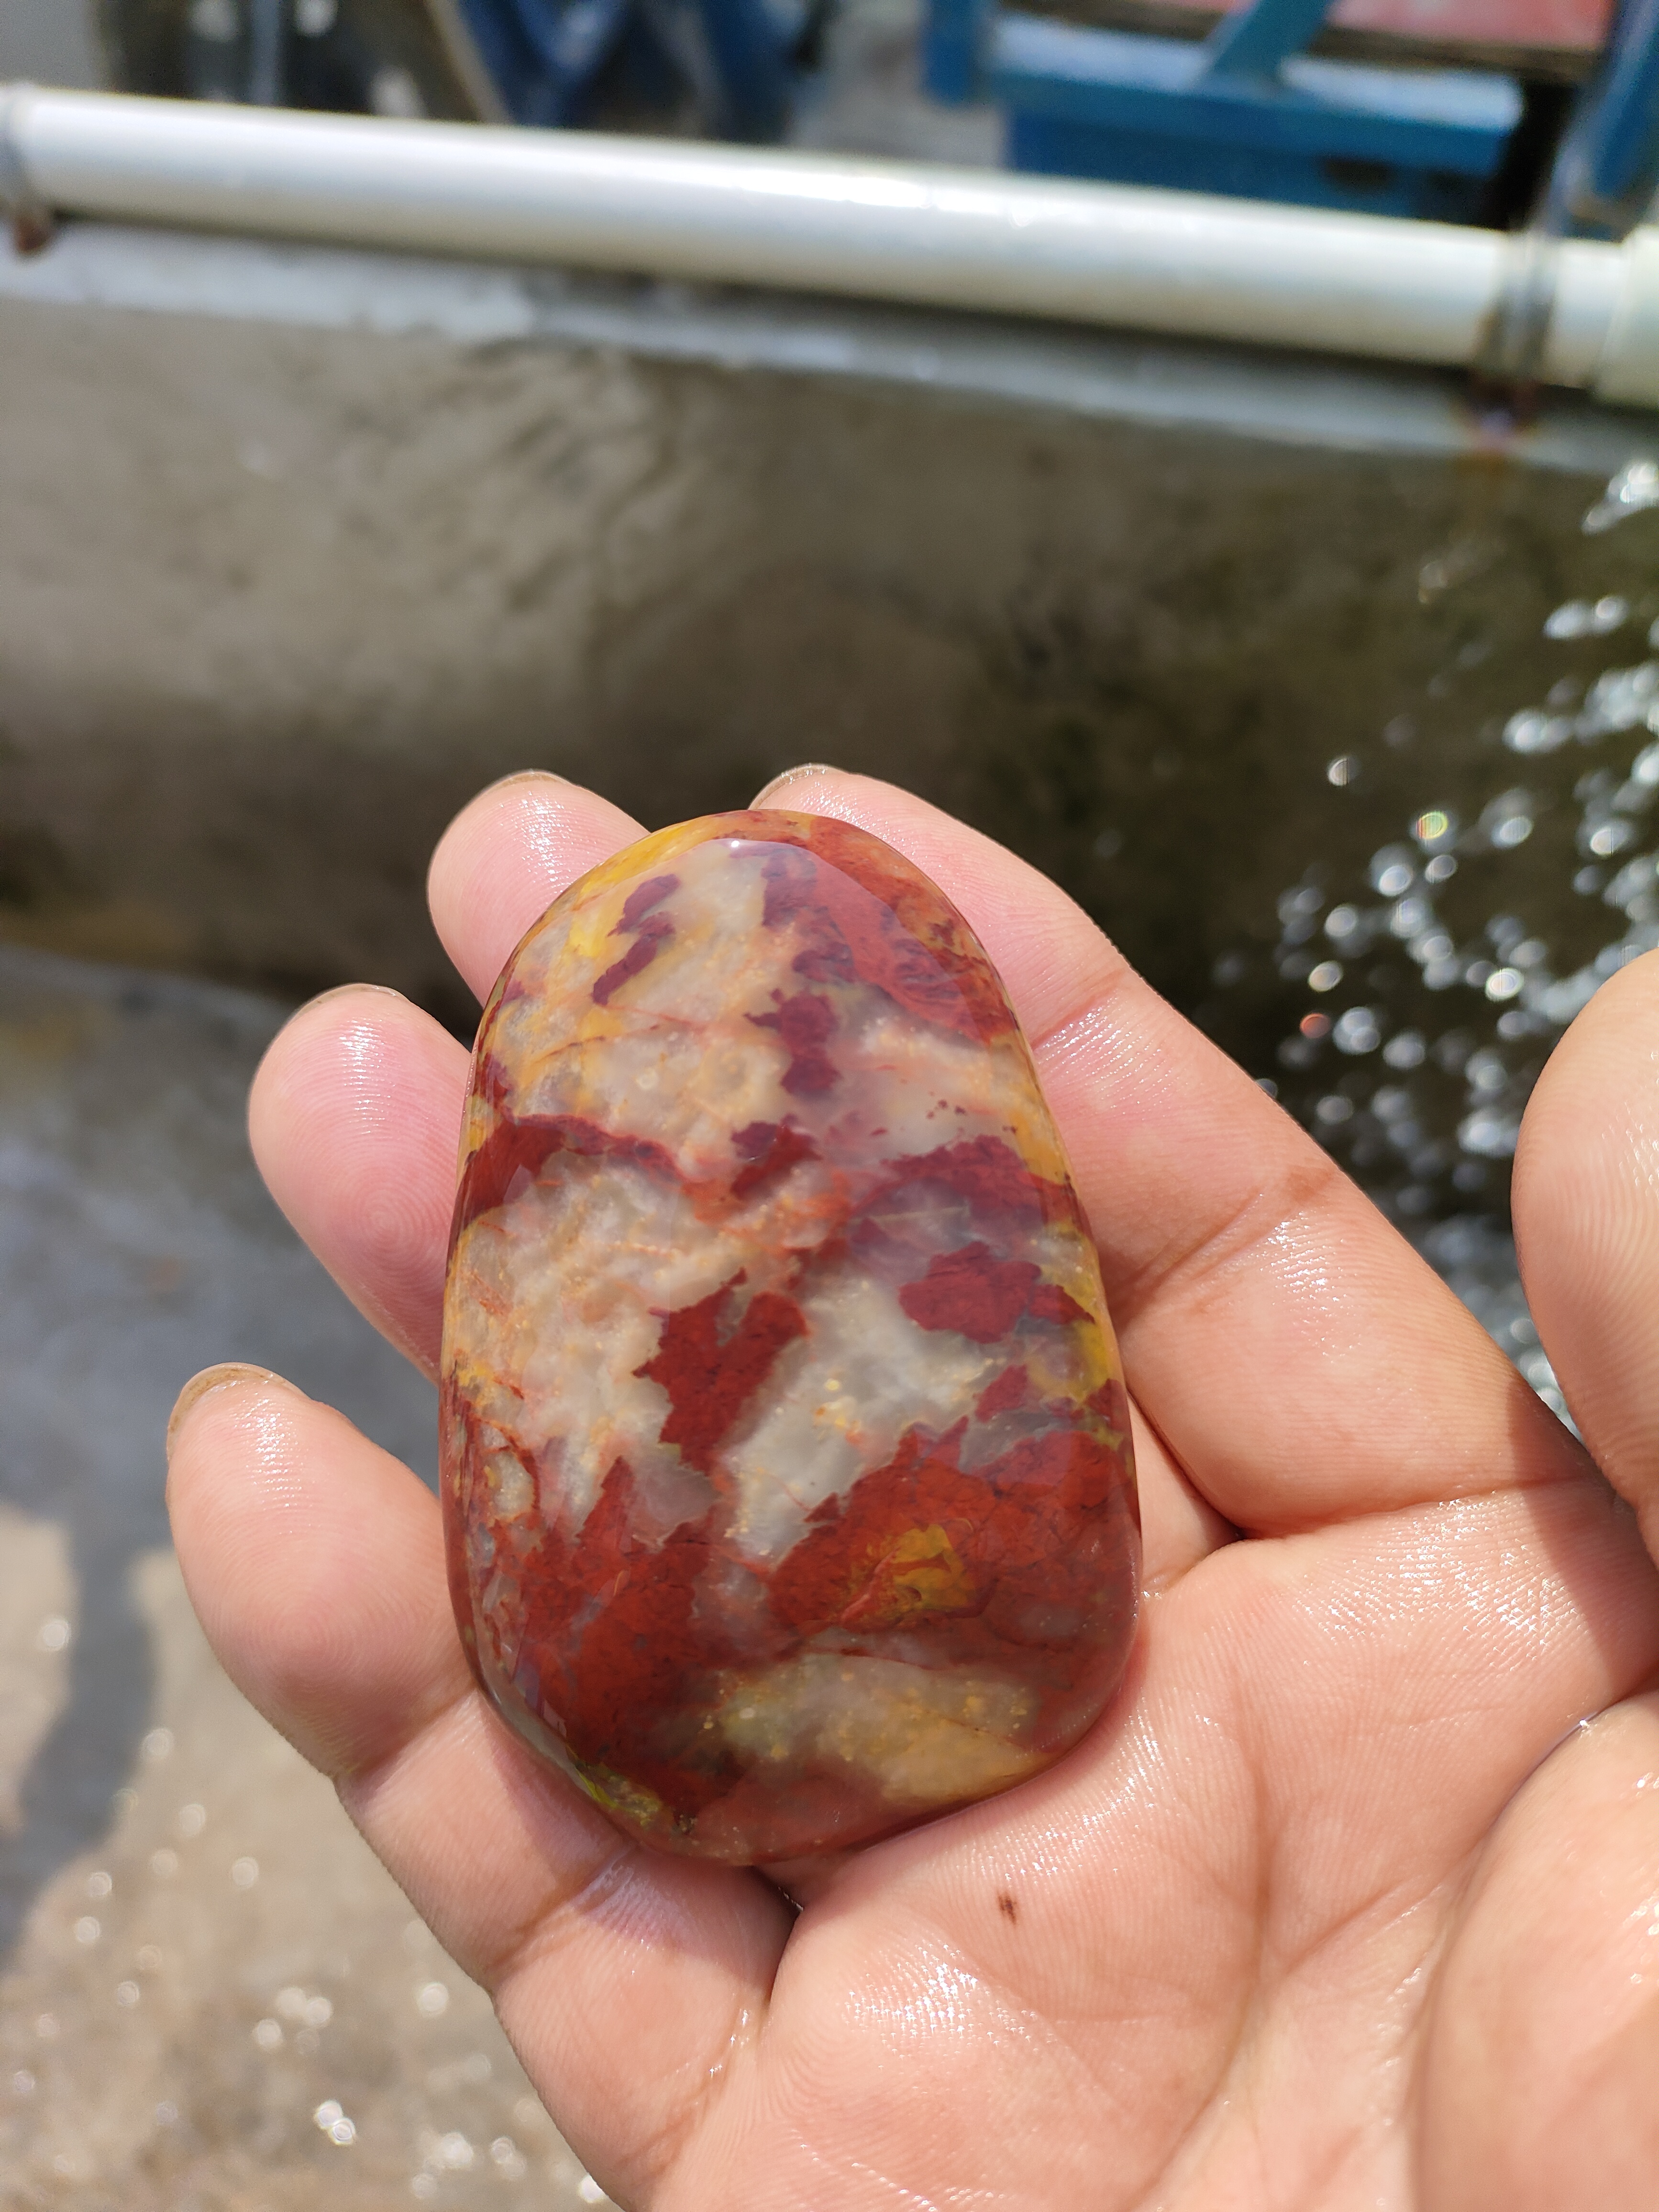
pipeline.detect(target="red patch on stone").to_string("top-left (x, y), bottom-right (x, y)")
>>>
top-left (509, 1457), bottom-right (740, 1816)
top-left (757, 827), bottom-right (1016, 1044)
top-left (747, 989), bottom-right (839, 1096)
top-left (1087, 1376), bottom-right (1132, 1439)
top-left (767, 1420), bottom-right (1131, 1654)
top-left (593, 911), bottom-right (674, 1006)
top-left (615, 874), bottom-right (680, 932)
top-left (730, 1119), bottom-right (818, 1200)
top-left (872, 1135), bottom-right (1080, 1234)
top-left (637, 1273), bottom-right (808, 1473)
top-left (1026, 1283), bottom-right (1091, 1327)
top-left (455, 1111), bottom-right (680, 1231)
top-left (899, 1242), bottom-right (1041, 1343)
top-left (974, 1362), bottom-right (1029, 1419)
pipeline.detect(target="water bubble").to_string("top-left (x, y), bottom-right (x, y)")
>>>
top-left (1308, 961), bottom-right (1343, 992)
top-left (1332, 1008), bottom-right (1381, 1055)
top-left (1481, 789), bottom-right (1536, 847)
top-left (12, 2070), bottom-right (35, 2095)
top-left (415, 1981), bottom-right (450, 2018)
top-left (1588, 819), bottom-right (1637, 857)
top-left (1298, 1011), bottom-right (1330, 1039)
top-left (438, 2132), bottom-right (475, 2170)
top-left (73, 1917), bottom-right (100, 1946)
top-left (1504, 709), bottom-right (1572, 754)
top-left (229, 1857), bottom-right (259, 1889)
top-left (1634, 740), bottom-right (1659, 785)
top-left (1577, 660), bottom-right (1659, 738)
top-left (1324, 905), bottom-right (1360, 940)
top-left (114, 1981), bottom-right (140, 2008)
top-left (1390, 896), bottom-right (1433, 938)
top-left (85, 1870), bottom-right (112, 1901)
top-left (177, 1803), bottom-right (206, 1838)
top-left (578, 2179), bottom-right (609, 2205)
top-left (1460, 1109), bottom-right (1520, 1158)
top-left (36, 1615), bottom-right (70, 1652)
top-left (1327, 756), bottom-right (1360, 786)
top-left (1544, 596), bottom-right (1628, 640)
top-left (1314, 1095), bottom-right (1354, 1126)
top-left (491, 2136), bottom-right (529, 2178)
top-left (1412, 808), bottom-right (1457, 850)
top-left (1278, 885), bottom-right (1323, 925)
top-left (1582, 458), bottom-right (1659, 534)
top-left (1485, 968), bottom-right (1524, 1001)
top-left (253, 2018), bottom-right (283, 2051)
top-left (1424, 853), bottom-right (1457, 883)
top-left (1382, 1030), bottom-right (1425, 1069)
top-left (141, 1728), bottom-right (173, 1762)
top-left (149, 1849), bottom-right (178, 1880)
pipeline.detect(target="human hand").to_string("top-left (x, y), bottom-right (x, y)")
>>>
top-left (166, 771), bottom-right (1659, 2211)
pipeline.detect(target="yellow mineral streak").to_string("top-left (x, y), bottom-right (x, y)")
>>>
top-left (718, 1655), bottom-right (1042, 1810)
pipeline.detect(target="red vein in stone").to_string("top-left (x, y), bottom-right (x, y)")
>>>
top-left (636, 1272), bottom-right (808, 1475)
top-left (730, 1120), bottom-right (819, 1200)
top-left (898, 1243), bottom-right (1041, 1343)
top-left (593, 911), bottom-right (675, 1006)
top-left (747, 990), bottom-right (839, 1096)
top-left (456, 1110), bottom-right (680, 1228)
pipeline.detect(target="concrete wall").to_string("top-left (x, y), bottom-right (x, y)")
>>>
top-left (1, 220), bottom-right (1655, 1040)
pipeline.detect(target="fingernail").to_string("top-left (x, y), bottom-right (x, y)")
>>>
top-left (752, 764), bottom-right (837, 807)
top-left (291, 982), bottom-right (407, 1019)
top-left (166, 1363), bottom-right (284, 1463)
top-left (481, 768), bottom-right (575, 796)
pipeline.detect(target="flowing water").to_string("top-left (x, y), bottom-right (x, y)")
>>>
top-left (1190, 454), bottom-right (1659, 1422)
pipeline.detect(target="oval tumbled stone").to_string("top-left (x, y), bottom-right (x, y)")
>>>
top-left (440, 810), bottom-right (1139, 1862)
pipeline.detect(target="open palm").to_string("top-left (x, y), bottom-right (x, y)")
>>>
top-left (167, 770), bottom-right (1659, 2212)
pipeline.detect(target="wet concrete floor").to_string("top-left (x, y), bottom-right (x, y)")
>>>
top-left (0, 948), bottom-right (611, 2210)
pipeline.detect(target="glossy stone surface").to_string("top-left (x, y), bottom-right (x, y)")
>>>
top-left (440, 811), bottom-right (1139, 1862)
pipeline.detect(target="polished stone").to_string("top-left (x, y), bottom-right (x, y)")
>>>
top-left (441, 812), bottom-right (1140, 1861)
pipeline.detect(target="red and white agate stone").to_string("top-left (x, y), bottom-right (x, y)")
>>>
top-left (441, 810), bottom-right (1139, 1862)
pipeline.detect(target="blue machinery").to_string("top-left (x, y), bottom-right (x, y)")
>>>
top-left (922, 0), bottom-right (1659, 233)
top-left (436, 0), bottom-right (1659, 231)
top-left (121, 0), bottom-right (1659, 233)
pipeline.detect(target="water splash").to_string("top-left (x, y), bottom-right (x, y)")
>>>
top-left (1203, 455), bottom-right (1659, 1417)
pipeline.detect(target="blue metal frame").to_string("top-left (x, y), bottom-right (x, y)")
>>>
top-left (1546, 0), bottom-right (1659, 234)
top-left (926, 0), bottom-right (1522, 221)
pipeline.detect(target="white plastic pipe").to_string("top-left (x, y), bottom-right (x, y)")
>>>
top-left (2, 85), bottom-right (1656, 405)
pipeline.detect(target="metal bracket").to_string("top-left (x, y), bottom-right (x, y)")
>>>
top-left (0, 86), bottom-right (55, 257)
top-left (1201, 0), bottom-right (1333, 82)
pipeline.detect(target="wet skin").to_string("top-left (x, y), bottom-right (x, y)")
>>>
top-left (167, 768), bottom-right (1659, 2212)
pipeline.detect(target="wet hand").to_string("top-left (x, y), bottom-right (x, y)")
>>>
top-left (166, 771), bottom-right (1659, 2212)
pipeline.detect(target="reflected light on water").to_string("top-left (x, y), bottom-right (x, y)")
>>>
top-left (1202, 453), bottom-right (1659, 1424)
